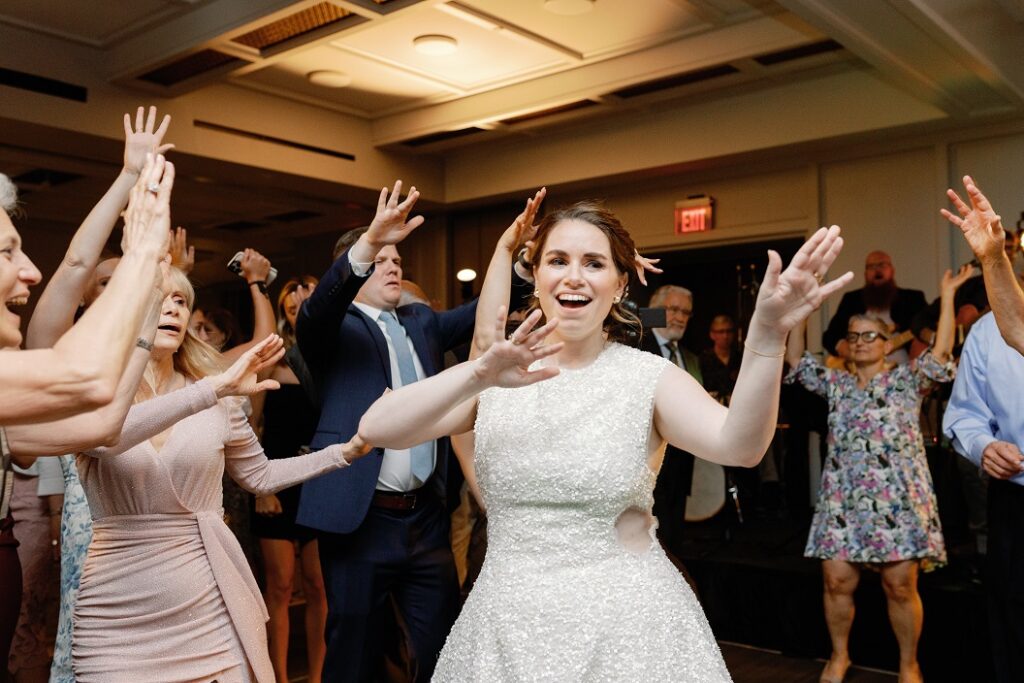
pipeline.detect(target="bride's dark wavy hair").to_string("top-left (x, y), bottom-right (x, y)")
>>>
top-left (526, 201), bottom-right (641, 344)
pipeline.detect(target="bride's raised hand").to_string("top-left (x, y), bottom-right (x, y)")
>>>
top-left (209, 334), bottom-right (286, 398)
top-left (473, 307), bottom-right (563, 388)
top-left (754, 225), bottom-right (853, 334)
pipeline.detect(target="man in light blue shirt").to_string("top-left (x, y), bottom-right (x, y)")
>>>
top-left (943, 311), bottom-right (1024, 683)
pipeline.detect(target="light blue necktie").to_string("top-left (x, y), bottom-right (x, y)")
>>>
top-left (381, 311), bottom-right (433, 482)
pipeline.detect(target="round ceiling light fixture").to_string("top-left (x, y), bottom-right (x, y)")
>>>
top-left (307, 70), bottom-right (352, 88)
top-left (413, 34), bottom-right (459, 56)
top-left (456, 268), bottom-right (478, 282)
top-left (543, 0), bottom-right (596, 16)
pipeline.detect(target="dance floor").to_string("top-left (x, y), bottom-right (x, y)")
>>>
top-left (679, 513), bottom-right (990, 682)
top-left (720, 642), bottom-right (896, 682)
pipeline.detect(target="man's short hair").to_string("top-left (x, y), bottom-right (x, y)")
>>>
top-left (333, 227), bottom-right (369, 261)
top-left (0, 173), bottom-right (18, 215)
top-left (649, 285), bottom-right (693, 308)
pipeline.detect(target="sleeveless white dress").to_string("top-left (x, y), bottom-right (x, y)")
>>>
top-left (433, 343), bottom-right (732, 682)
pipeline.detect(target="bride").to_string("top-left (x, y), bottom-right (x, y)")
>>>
top-left (359, 201), bottom-right (850, 681)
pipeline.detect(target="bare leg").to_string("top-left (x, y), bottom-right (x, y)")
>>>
top-left (300, 540), bottom-right (328, 683)
top-left (260, 538), bottom-right (297, 683)
top-left (880, 560), bottom-right (923, 683)
top-left (821, 559), bottom-right (860, 682)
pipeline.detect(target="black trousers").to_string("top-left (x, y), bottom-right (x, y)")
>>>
top-left (319, 496), bottom-right (459, 683)
top-left (987, 479), bottom-right (1024, 683)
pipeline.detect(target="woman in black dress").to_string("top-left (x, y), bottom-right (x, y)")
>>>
top-left (251, 275), bottom-right (326, 683)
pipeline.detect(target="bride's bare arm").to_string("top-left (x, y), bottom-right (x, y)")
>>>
top-left (654, 226), bottom-right (851, 467)
top-left (360, 309), bottom-right (561, 449)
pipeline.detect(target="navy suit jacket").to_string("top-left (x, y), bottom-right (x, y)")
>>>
top-left (295, 250), bottom-right (477, 534)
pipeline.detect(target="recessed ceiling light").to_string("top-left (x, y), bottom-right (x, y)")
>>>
top-left (456, 268), bottom-right (477, 282)
top-left (544, 0), bottom-right (595, 16)
top-left (413, 34), bottom-right (458, 56)
top-left (307, 70), bottom-right (352, 88)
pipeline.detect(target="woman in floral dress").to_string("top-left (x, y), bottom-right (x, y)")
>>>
top-left (785, 265), bottom-right (972, 683)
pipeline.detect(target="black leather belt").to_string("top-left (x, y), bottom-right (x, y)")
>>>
top-left (371, 488), bottom-right (427, 511)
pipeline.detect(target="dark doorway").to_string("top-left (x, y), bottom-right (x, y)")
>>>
top-left (639, 236), bottom-right (804, 355)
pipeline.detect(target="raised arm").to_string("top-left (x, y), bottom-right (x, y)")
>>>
top-left (942, 175), bottom-right (1024, 353)
top-left (7, 289), bottom-right (162, 457)
top-left (932, 264), bottom-right (974, 363)
top-left (359, 308), bottom-right (562, 449)
top-left (0, 154), bottom-right (172, 424)
top-left (655, 226), bottom-right (852, 467)
top-left (298, 180), bottom-right (423, 367)
top-left (222, 248), bottom-right (276, 362)
top-left (80, 334), bottom-right (285, 458)
top-left (26, 107), bottom-right (173, 350)
top-left (471, 188), bottom-right (545, 358)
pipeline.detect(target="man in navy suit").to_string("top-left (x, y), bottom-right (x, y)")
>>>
top-left (296, 181), bottom-right (477, 682)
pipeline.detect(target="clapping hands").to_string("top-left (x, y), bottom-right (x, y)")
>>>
top-left (472, 308), bottom-right (563, 389)
top-left (122, 153), bottom-right (174, 260)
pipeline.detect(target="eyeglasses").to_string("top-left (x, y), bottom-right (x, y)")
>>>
top-left (845, 331), bottom-right (887, 343)
top-left (664, 306), bottom-right (692, 317)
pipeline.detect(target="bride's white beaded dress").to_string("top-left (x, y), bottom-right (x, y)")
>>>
top-left (433, 342), bottom-right (732, 682)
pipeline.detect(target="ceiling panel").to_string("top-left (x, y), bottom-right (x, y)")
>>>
top-left (0, 0), bottom-right (178, 45)
top-left (236, 44), bottom-right (456, 113)
top-left (459, 0), bottom-right (711, 57)
top-left (332, 4), bottom-right (572, 90)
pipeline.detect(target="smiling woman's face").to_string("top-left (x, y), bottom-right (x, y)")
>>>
top-left (0, 211), bottom-right (41, 349)
top-left (533, 218), bottom-right (627, 343)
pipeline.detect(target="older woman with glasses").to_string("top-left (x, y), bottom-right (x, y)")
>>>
top-left (785, 265), bottom-right (972, 683)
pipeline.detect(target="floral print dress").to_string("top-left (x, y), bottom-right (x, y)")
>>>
top-left (785, 352), bottom-right (953, 570)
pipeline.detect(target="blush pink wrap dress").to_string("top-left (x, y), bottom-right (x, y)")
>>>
top-left (71, 379), bottom-right (349, 682)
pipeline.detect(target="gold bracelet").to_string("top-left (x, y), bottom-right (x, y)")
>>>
top-left (744, 340), bottom-right (785, 358)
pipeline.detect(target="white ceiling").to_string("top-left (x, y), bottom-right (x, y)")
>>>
top-left (2, 0), bottom-right (1024, 284)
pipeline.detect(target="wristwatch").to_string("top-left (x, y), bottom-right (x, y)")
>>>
top-left (249, 280), bottom-right (269, 295)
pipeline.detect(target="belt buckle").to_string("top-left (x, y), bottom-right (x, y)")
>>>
top-left (402, 492), bottom-right (417, 509)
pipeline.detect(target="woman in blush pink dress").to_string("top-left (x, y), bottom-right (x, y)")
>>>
top-left (66, 267), bottom-right (369, 683)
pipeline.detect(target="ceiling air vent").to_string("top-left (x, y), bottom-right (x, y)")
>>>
top-left (498, 100), bottom-right (598, 126)
top-left (194, 120), bottom-right (356, 161)
top-left (216, 220), bottom-right (267, 232)
top-left (267, 210), bottom-right (322, 223)
top-left (12, 169), bottom-right (84, 188)
top-left (232, 2), bottom-right (356, 52)
top-left (139, 50), bottom-right (248, 86)
top-left (0, 67), bottom-right (87, 102)
top-left (754, 40), bottom-right (843, 67)
top-left (403, 127), bottom-right (486, 148)
top-left (611, 64), bottom-right (739, 99)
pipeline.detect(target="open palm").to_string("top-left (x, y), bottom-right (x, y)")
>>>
top-left (755, 226), bottom-right (853, 333)
top-left (123, 106), bottom-right (174, 174)
top-left (942, 175), bottom-right (1004, 264)
top-left (366, 180), bottom-right (424, 246)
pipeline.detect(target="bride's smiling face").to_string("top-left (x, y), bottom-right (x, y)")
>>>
top-left (533, 218), bottom-right (627, 342)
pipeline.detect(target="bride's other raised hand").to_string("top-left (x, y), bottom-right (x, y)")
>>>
top-left (753, 226), bottom-right (853, 334)
top-left (209, 334), bottom-right (286, 398)
top-left (472, 307), bottom-right (563, 388)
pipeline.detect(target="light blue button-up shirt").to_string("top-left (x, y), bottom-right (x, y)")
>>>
top-left (943, 312), bottom-right (1024, 486)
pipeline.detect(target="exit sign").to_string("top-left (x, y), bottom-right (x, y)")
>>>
top-left (674, 195), bottom-right (714, 234)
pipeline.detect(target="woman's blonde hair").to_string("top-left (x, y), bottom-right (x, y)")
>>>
top-left (141, 267), bottom-right (225, 394)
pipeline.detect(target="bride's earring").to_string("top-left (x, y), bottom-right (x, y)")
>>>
top-left (613, 293), bottom-right (623, 304)
top-left (533, 289), bottom-right (540, 298)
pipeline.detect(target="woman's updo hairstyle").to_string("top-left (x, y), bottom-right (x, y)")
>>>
top-left (527, 201), bottom-right (641, 344)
